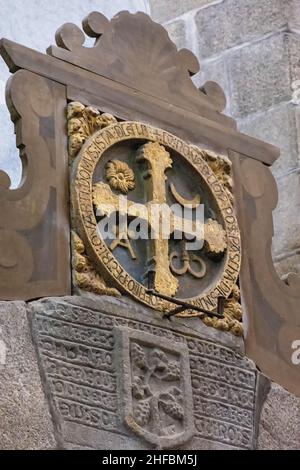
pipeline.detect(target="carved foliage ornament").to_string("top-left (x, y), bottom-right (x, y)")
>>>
top-left (116, 327), bottom-right (194, 448)
top-left (72, 231), bottom-right (120, 298)
top-left (69, 104), bottom-right (242, 335)
top-left (68, 101), bottom-right (117, 159)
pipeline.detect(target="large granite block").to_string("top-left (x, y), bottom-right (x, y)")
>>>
top-left (193, 56), bottom-right (231, 114)
top-left (274, 250), bottom-right (300, 279)
top-left (289, 33), bottom-right (300, 85)
top-left (238, 103), bottom-right (300, 178)
top-left (289, 0), bottom-right (300, 31)
top-left (272, 171), bottom-right (300, 258)
top-left (29, 294), bottom-right (258, 450)
top-left (195, 0), bottom-right (288, 59)
top-left (258, 381), bottom-right (300, 449)
top-left (228, 33), bottom-right (291, 118)
top-left (149, 0), bottom-right (216, 23)
top-left (0, 301), bottom-right (56, 450)
top-left (164, 20), bottom-right (187, 51)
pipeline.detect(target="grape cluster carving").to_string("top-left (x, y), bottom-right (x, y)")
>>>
top-left (130, 342), bottom-right (184, 433)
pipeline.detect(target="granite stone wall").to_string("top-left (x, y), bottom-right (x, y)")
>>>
top-left (0, 301), bottom-right (56, 449)
top-left (257, 381), bottom-right (300, 450)
top-left (149, 0), bottom-right (300, 278)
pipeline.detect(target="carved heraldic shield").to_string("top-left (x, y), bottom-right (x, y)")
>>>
top-left (116, 327), bottom-right (194, 448)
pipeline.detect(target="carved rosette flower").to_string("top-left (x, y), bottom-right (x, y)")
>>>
top-left (106, 160), bottom-right (135, 194)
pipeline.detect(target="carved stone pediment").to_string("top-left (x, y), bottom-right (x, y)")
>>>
top-left (48, 11), bottom-right (229, 122)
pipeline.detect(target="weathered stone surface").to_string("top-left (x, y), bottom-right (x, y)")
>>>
top-left (164, 20), bottom-right (187, 51)
top-left (272, 171), bottom-right (300, 257)
top-left (229, 33), bottom-right (291, 118)
top-left (150, 0), bottom-right (216, 23)
top-left (289, 0), bottom-right (300, 31)
top-left (238, 103), bottom-right (300, 178)
top-left (29, 294), bottom-right (257, 450)
top-left (0, 301), bottom-right (56, 450)
top-left (195, 3), bottom-right (227, 59)
top-left (195, 0), bottom-right (288, 59)
top-left (289, 33), bottom-right (300, 85)
top-left (258, 381), bottom-right (300, 449)
top-left (240, 0), bottom-right (289, 37)
top-left (274, 250), bottom-right (300, 279)
top-left (194, 57), bottom-right (231, 114)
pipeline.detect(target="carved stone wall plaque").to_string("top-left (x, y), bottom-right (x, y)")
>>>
top-left (30, 295), bottom-right (257, 450)
top-left (72, 121), bottom-right (242, 328)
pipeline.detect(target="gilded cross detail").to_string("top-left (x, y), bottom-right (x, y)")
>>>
top-left (137, 143), bottom-right (178, 296)
top-left (93, 142), bottom-right (226, 297)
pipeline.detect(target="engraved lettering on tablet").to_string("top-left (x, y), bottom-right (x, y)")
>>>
top-left (32, 301), bottom-right (256, 449)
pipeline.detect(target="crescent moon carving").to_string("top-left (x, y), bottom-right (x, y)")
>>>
top-left (170, 183), bottom-right (201, 208)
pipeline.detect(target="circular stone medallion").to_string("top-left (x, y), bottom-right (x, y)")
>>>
top-left (73, 121), bottom-right (241, 313)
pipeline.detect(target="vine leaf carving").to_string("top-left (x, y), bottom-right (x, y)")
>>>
top-left (130, 342), bottom-right (184, 434)
top-left (72, 231), bottom-right (120, 297)
top-left (68, 101), bottom-right (117, 159)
